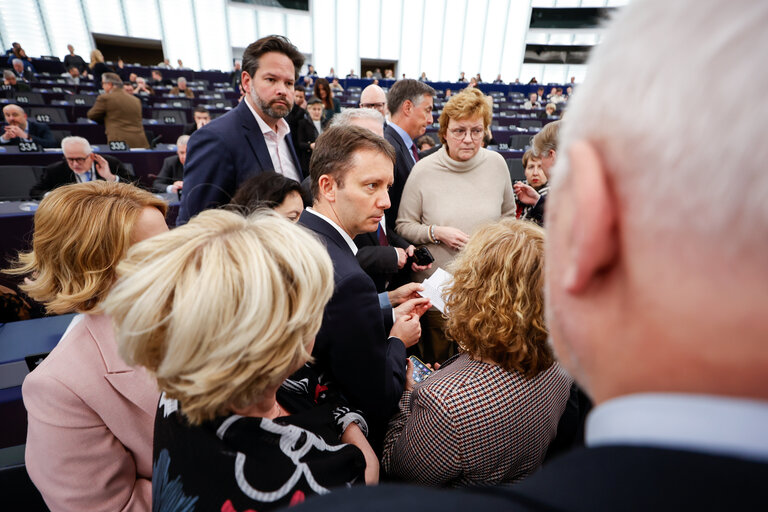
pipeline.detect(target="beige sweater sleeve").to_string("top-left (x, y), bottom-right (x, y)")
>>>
top-left (395, 169), bottom-right (432, 244)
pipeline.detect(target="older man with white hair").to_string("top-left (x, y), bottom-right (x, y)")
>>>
top-left (152, 134), bottom-right (189, 193)
top-left (30, 136), bottom-right (134, 199)
top-left (11, 58), bottom-right (34, 82)
top-left (291, 1), bottom-right (768, 510)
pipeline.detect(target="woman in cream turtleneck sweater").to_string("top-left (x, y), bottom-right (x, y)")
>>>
top-left (396, 88), bottom-right (517, 363)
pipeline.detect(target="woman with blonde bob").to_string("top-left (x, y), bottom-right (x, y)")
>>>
top-left (8, 181), bottom-right (168, 512)
top-left (103, 209), bottom-right (378, 511)
top-left (382, 219), bottom-right (572, 487)
top-left (396, 87), bottom-right (516, 363)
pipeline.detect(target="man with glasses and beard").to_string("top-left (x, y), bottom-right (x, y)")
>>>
top-left (177, 35), bottom-right (304, 225)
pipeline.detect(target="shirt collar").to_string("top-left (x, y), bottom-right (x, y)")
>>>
top-left (244, 97), bottom-right (291, 137)
top-left (586, 393), bottom-right (768, 462)
top-left (304, 207), bottom-right (358, 255)
top-left (388, 121), bottom-right (415, 151)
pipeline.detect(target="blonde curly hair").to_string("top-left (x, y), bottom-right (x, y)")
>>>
top-left (444, 218), bottom-right (552, 378)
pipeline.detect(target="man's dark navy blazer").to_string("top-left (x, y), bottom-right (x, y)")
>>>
top-left (298, 210), bottom-right (406, 444)
top-left (177, 99), bottom-right (303, 224)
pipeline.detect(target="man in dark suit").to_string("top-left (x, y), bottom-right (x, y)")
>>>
top-left (177, 35), bottom-right (305, 225)
top-left (11, 58), bottom-right (34, 82)
top-left (382, 79), bottom-right (435, 228)
top-left (292, 96), bottom-right (323, 177)
top-left (183, 106), bottom-right (211, 136)
top-left (30, 136), bottom-right (134, 199)
top-left (87, 73), bottom-right (150, 149)
top-left (284, 84), bottom-right (307, 134)
top-left (0, 103), bottom-right (56, 148)
top-left (152, 134), bottom-right (188, 193)
top-left (298, 126), bottom-right (429, 449)
top-left (292, 1), bottom-right (767, 510)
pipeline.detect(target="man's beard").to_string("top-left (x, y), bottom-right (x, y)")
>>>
top-left (250, 88), bottom-right (292, 119)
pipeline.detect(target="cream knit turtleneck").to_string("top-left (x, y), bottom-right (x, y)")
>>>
top-left (395, 146), bottom-right (517, 282)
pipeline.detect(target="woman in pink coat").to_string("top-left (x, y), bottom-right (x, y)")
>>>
top-left (7, 181), bottom-right (168, 511)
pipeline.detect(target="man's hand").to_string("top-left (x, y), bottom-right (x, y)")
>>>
top-left (390, 313), bottom-right (421, 348)
top-left (434, 226), bottom-right (469, 251)
top-left (4, 125), bottom-right (27, 140)
top-left (196, 118), bottom-right (209, 129)
top-left (406, 245), bottom-right (432, 272)
top-left (171, 180), bottom-right (183, 193)
top-left (395, 247), bottom-right (408, 269)
top-left (388, 282), bottom-right (423, 306)
top-left (93, 154), bottom-right (117, 181)
top-left (513, 182), bottom-right (541, 206)
top-left (394, 297), bottom-right (431, 319)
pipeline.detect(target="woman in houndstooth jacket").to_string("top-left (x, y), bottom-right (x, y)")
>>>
top-left (382, 219), bottom-right (572, 487)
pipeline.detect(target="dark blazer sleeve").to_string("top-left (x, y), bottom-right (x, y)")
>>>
top-left (30, 162), bottom-right (71, 199)
top-left (383, 125), bottom-right (415, 229)
top-left (152, 155), bottom-right (181, 192)
top-left (177, 126), bottom-right (239, 224)
top-left (317, 269), bottom-right (406, 429)
top-left (387, 229), bottom-right (411, 249)
top-left (355, 245), bottom-right (400, 275)
top-left (28, 122), bottom-right (56, 148)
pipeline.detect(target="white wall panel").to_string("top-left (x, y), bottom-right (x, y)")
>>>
top-left (378, 0), bottom-right (402, 61)
top-left (84, 0), bottom-right (126, 36)
top-left (195, 0), bottom-right (230, 70)
top-left (159, 0), bottom-right (199, 69)
top-left (311, 2), bottom-right (334, 77)
top-left (460, 0), bottom-right (487, 79)
top-left (520, 63), bottom-right (544, 84)
top-left (398, 0), bottom-right (424, 78)
top-left (439, 0), bottom-right (466, 81)
top-left (335, 0), bottom-right (358, 77)
top-left (480, 0), bottom-right (507, 82)
top-left (542, 63), bottom-right (567, 84)
top-left (39, 0), bottom-right (91, 58)
top-left (419, 0), bottom-right (444, 81)
top-left (357, 0), bottom-right (380, 61)
top-left (228, 4), bottom-right (257, 48)
top-left (0, 0), bottom-right (50, 56)
top-left (124, 0), bottom-right (161, 40)
top-left (285, 13), bottom-right (311, 55)
top-left (258, 10), bottom-right (285, 40)
top-left (500, 0), bottom-right (532, 83)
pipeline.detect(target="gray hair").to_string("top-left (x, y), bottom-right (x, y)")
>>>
top-left (387, 79), bottom-right (436, 115)
top-left (101, 72), bottom-right (123, 88)
top-left (12, 58), bottom-right (22, 66)
top-left (3, 69), bottom-right (14, 80)
top-left (330, 108), bottom-right (385, 128)
top-left (553, 0), bottom-right (768, 261)
top-left (176, 134), bottom-right (190, 147)
top-left (177, 77), bottom-right (187, 85)
top-left (61, 136), bottom-right (92, 155)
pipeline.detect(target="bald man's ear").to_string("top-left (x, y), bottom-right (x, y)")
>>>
top-left (563, 140), bottom-right (619, 293)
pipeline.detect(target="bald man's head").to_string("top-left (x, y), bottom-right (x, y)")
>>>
top-left (360, 85), bottom-right (387, 116)
top-left (3, 104), bottom-right (27, 127)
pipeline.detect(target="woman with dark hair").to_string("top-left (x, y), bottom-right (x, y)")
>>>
top-left (382, 219), bottom-right (572, 487)
top-left (313, 78), bottom-right (341, 123)
top-left (229, 171), bottom-right (307, 222)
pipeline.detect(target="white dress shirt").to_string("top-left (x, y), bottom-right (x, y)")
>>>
top-left (244, 99), bottom-right (302, 183)
top-left (586, 393), bottom-right (768, 462)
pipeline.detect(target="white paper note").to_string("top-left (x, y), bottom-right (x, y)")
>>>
top-left (418, 267), bottom-right (453, 313)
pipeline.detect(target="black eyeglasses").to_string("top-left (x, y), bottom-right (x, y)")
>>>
top-left (65, 156), bottom-right (90, 164)
top-left (360, 102), bottom-right (386, 109)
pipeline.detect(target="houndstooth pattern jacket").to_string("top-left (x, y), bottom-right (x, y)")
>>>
top-left (382, 353), bottom-right (573, 487)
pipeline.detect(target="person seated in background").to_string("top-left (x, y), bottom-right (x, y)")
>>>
top-left (314, 78), bottom-right (341, 123)
top-left (493, 74), bottom-right (504, 84)
top-left (383, 219), bottom-right (572, 487)
top-left (467, 77), bottom-right (478, 88)
top-left (228, 171), bottom-right (307, 222)
top-left (523, 92), bottom-right (540, 109)
top-left (3, 69), bottom-right (31, 91)
top-left (328, 67), bottom-right (337, 78)
top-left (150, 69), bottom-right (172, 87)
top-left (7, 181), bottom-right (168, 512)
top-left (104, 209), bottom-right (379, 510)
top-left (134, 76), bottom-right (155, 96)
top-left (538, 102), bottom-right (558, 119)
top-left (516, 149), bottom-right (548, 224)
top-left (31, 136), bottom-right (135, 199)
top-left (457, 72), bottom-right (467, 83)
top-left (64, 65), bottom-right (82, 85)
top-left (330, 77), bottom-right (344, 92)
top-left (153, 135), bottom-right (188, 194)
top-left (514, 120), bottom-right (560, 226)
top-left (285, 84), bottom-right (307, 134)
top-left (346, 69), bottom-right (358, 79)
top-left (184, 105), bottom-right (211, 136)
top-left (293, 96), bottom-right (325, 176)
top-left (415, 134), bottom-right (436, 152)
top-left (536, 86), bottom-right (545, 101)
top-left (0, 103), bottom-right (56, 148)
top-left (306, 63), bottom-right (318, 77)
top-left (419, 72), bottom-right (428, 82)
top-left (11, 58), bottom-right (34, 82)
top-left (177, 59), bottom-right (186, 69)
top-left (87, 72), bottom-right (150, 149)
top-left (157, 58), bottom-right (172, 69)
top-left (169, 76), bottom-right (194, 98)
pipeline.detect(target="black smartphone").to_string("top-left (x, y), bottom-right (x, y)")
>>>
top-left (409, 356), bottom-right (433, 383)
top-left (407, 246), bottom-right (435, 267)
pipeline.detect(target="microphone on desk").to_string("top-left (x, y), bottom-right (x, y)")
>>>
top-left (149, 134), bottom-right (163, 149)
